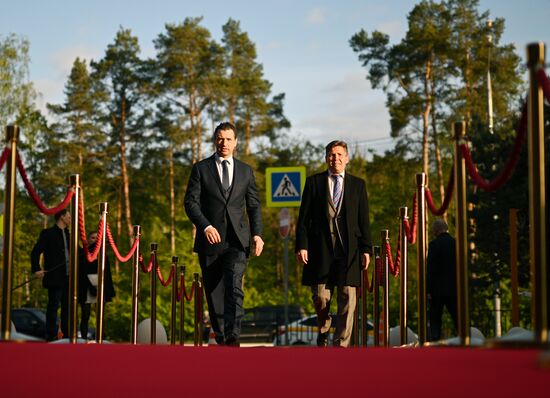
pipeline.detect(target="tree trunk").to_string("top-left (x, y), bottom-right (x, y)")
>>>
top-left (422, 60), bottom-right (432, 176)
top-left (431, 100), bottom-right (447, 222)
top-left (115, 189), bottom-right (122, 274)
top-left (168, 148), bottom-right (176, 256)
top-left (118, 98), bottom-right (133, 240)
top-left (189, 92), bottom-right (197, 164)
top-left (245, 115), bottom-right (251, 156)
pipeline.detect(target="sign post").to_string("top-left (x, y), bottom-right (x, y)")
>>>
top-left (267, 167), bottom-right (305, 345)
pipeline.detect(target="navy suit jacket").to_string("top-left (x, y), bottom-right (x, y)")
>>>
top-left (184, 154), bottom-right (263, 257)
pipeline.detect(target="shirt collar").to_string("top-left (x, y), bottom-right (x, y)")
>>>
top-left (328, 170), bottom-right (345, 179)
top-left (215, 153), bottom-right (233, 165)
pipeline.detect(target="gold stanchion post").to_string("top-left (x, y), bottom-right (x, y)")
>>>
top-left (150, 242), bottom-right (158, 344)
top-left (527, 42), bottom-right (548, 344)
top-left (373, 246), bottom-right (381, 347)
top-left (130, 225), bottom-right (141, 344)
top-left (170, 256), bottom-right (178, 345)
top-left (1, 125), bottom-right (18, 341)
top-left (416, 173), bottom-right (428, 345)
top-left (381, 230), bottom-right (390, 347)
top-left (453, 122), bottom-right (470, 346)
top-left (179, 265), bottom-right (185, 345)
top-left (399, 207), bottom-right (409, 345)
top-left (68, 174), bottom-right (80, 343)
top-left (96, 202), bottom-right (108, 344)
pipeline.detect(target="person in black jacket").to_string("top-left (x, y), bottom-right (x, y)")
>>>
top-left (31, 209), bottom-right (71, 341)
top-left (427, 219), bottom-right (458, 341)
top-left (78, 231), bottom-right (116, 340)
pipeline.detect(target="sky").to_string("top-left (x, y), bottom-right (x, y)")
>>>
top-left (2, 0), bottom-right (550, 155)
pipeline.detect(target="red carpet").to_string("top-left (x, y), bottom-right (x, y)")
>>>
top-left (1, 343), bottom-right (548, 397)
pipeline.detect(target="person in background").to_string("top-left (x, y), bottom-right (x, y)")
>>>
top-left (31, 209), bottom-right (71, 341)
top-left (427, 219), bottom-right (458, 341)
top-left (295, 140), bottom-right (372, 347)
top-left (78, 231), bottom-right (116, 340)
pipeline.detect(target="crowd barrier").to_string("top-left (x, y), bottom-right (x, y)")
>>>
top-left (0, 131), bottom-right (204, 345)
top-left (360, 42), bottom-right (549, 347)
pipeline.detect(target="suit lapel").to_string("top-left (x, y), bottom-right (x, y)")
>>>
top-left (207, 155), bottom-right (226, 198)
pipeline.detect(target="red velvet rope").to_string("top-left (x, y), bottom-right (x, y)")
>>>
top-left (403, 193), bottom-right (417, 245)
top-left (16, 151), bottom-right (74, 215)
top-left (156, 262), bottom-right (175, 287)
top-left (0, 147), bottom-right (9, 170)
top-left (140, 253), bottom-right (155, 273)
top-left (181, 278), bottom-right (195, 302)
top-left (105, 222), bottom-right (139, 263)
top-left (460, 102), bottom-right (528, 192)
top-left (425, 167), bottom-right (454, 216)
top-left (537, 68), bottom-right (550, 101)
top-left (77, 197), bottom-right (105, 262)
top-left (384, 241), bottom-right (400, 277)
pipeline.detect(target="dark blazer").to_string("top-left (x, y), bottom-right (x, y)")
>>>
top-left (184, 154), bottom-right (263, 257)
top-left (78, 246), bottom-right (116, 304)
top-left (296, 171), bottom-right (372, 287)
top-left (427, 232), bottom-right (457, 297)
top-left (31, 225), bottom-right (69, 289)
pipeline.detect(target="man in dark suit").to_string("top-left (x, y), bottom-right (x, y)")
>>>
top-left (31, 209), bottom-right (71, 341)
top-left (296, 140), bottom-right (371, 347)
top-left (427, 219), bottom-right (458, 341)
top-left (184, 122), bottom-right (263, 346)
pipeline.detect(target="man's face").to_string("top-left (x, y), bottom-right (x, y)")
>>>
top-left (89, 233), bottom-right (98, 245)
top-left (215, 129), bottom-right (237, 159)
top-left (326, 145), bottom-right (349, 174)
top-left (61, 212), bottom-right (71, 226)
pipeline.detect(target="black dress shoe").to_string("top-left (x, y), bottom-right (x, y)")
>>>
top-left (225, 336), bottom-right (240, 347)
top-left (316, 332), bottom-right (329, 347)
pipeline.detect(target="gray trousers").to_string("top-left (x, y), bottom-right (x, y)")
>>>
top-left (311, 284), bottom-right (356, 347)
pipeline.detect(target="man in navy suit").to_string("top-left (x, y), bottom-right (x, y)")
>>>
top-left (184, 122), bottom-right (263, 346)
top-left (296, 140), bottom-right (372, 347)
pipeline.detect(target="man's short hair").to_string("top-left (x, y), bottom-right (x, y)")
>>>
top-left (325, 140), bottom-right (349, 157)
top-left (431, 219), bottom-right (448, 236)
top-left (213, 122), bottom-right (237, 141)
top-left (54, 208), bottom-right (68, 221)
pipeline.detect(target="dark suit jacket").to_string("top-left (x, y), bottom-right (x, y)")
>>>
top-left (30, 225), bottom-right (69, 289)
top-left (78, 246), bottom-right (116, 304)
top-left (296, 171), bottom-right (372, 287)
top-left (184, 154), bottom-right (263, 257)
top-left (427, 232), bottom-right (457, 297)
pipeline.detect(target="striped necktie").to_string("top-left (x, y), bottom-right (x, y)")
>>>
top-left (332, 175), bottom-right (342, 209)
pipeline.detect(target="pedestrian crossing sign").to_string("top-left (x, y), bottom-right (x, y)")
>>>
top-left (266, 166), bottom-right (306, 207)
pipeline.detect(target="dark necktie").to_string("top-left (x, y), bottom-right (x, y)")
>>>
top-left (332, 175), bottom-right (342, 209)
top-left (222, 160), bottom-right (230, 192)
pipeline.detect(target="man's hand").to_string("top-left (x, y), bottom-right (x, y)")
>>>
top-left (252, 235), bottom-right (264, 256)
top-left (361, 253), bottom-right (370, 271)
top-left (204, 227), bottom-right (222, 244)
top-left (296, 249), bottom-right (308, 265)
top-left (34, 270), bottom-right (45, 279)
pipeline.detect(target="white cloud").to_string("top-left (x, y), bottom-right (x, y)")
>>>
top-left (306, 7), bottom-right (327, 25)
top-left (51, 45), bottom-right (100, 78)
top-left (375, 20), bottom-right (405, 39)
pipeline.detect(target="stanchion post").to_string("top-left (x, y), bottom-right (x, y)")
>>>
top-left (199, 275), bottom-right (204, 346)
top-left (399, 207), bottom-right (409, 345)
top-left (373, 246), bottom-right (381, 347)
top-left (416, 173), bottom-right (428, 345)
top-left (509, 209), bottom-right (519, 327)
top-left (1, 125), bottom-right (18, 341)
top-left (150, 242), bottom-right (158, 344)
top-left (96, 202), bottom-right (108, 344)
top-left (130, 225), bottom-right (141, 344)
top-left (381, 230), bottom-right (390, 347)
top-left (361, 263), bottom-right (368, 347)
top-left (68, 174), bottom-right (80, 343)
top-left (179, 265), bottom-right (186, 345)
top-left (527, 42), bottom-right (548, 344)
top-left (193, 273), bottom-right (200, 346)
top-left (453, 122), bottom-right (470, 346)
top-left (170, 256), bottom-right (178, 345)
